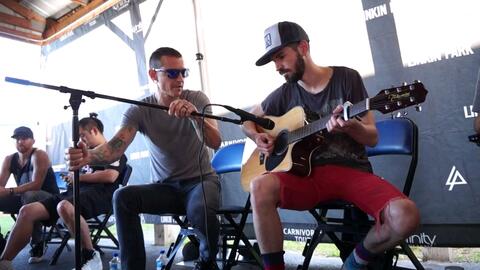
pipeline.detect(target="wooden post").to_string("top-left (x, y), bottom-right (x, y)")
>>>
top-left (421, 247), bottom-right (452, 262)
top-left (153, 224), bottom-right (180, 246)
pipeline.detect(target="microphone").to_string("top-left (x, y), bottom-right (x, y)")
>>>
top-left (223, 105), bottom-right (275, 130)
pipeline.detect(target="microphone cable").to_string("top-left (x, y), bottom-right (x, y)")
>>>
top-left (196, 103), bottom-right (218, 264)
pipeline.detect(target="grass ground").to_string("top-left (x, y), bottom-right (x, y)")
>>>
top-left (2, 213), bottom-right (480, 263)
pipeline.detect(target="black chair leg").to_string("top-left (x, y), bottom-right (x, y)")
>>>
top-left (398, 242), bottom-right (424, 270)
top-left (49, 231), bottom-right (70, 265)
top-left (298, 228), bottom-right (324, 270)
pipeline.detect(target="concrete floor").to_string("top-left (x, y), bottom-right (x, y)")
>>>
top-left (6, 238), bottom-right (480, 270)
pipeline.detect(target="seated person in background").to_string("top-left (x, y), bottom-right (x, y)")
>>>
top-left (0, 126), bottom-right (59, 263)
top-left (242, 21), bottom-right (420, 270)
top-left (67, 47), bottom-right (222, 270)
top-left (0, 113), bottom-right (127, 270)
top-left (473, 68), bottom-right (480, 134)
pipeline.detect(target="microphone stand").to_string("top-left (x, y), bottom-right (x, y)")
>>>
top-left (4, 77), bottom-right (242, 270)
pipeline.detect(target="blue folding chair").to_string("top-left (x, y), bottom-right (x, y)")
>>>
top-left (213, 142), bottom-right (262, 269)
top-left (299, 117), bottom-right (424, 270)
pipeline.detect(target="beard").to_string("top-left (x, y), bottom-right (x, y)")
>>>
top-left (284, 52), bottom-right (305, 83)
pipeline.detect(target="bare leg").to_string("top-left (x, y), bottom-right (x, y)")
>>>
top-left (56, 200), bottom-right (93, 250)
top-left (1, 203), bottom-right (50, 261)
top-left (250, 174), bottom-right (283, 253)
top-left (362, 198), bottom-right (419, 253)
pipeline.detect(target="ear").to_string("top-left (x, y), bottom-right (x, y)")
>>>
top-left (148, 69), bottom-right (158, 82)
top-left (298, 40), bottom-right (309, 56)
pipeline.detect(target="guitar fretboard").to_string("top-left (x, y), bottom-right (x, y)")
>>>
top-left (288, 99), bottom-right (369, 144)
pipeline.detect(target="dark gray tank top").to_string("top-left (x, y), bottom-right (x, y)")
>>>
top-left (9, 148), bottom-right (59, 194)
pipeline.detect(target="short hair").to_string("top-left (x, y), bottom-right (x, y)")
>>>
top-left (149, 47), bottom-right (182, 69)
top-left (79, 113), bottom-right (104, 133)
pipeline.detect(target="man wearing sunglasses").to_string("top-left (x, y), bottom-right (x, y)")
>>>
top-left (66, 47), bottom-right (222, 270)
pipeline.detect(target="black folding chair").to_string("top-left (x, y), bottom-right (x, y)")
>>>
top-left (298, 117), bottom-right (424, 270)
top-left (49, 164), bottom-right (133, 265)
top-left (164, 142), bottom-right (262, 269)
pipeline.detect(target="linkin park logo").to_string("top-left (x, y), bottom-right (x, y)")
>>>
top-left (445, 165), bottom-right (468, 191)
top-left (264, 33), bottom-right (272, 49)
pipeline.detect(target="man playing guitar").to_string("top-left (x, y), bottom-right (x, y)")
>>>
top-left (242, 21), bottom-right (421, 270)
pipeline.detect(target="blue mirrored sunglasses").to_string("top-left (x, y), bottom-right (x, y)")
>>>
top-left (154, 68), bottom-right (189, 79)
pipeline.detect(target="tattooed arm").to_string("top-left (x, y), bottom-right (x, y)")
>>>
top-left (91, 125), bottom-right (137, 164)
top-left (67, 125), bottom-right (137, 170)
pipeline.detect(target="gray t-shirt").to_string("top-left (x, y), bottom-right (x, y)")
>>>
top-left (261, 66), bottom-right (372, 172)
top-left (473, 68), bottom-right (480, 113)
top-left (122, 90), bottom-right (215, 182)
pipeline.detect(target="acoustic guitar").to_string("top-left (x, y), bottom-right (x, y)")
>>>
top-left (240, 81), bottom-right (428, 191)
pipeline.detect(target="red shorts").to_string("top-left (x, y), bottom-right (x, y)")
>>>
top-left (272, 164), bottom-right (406, 222)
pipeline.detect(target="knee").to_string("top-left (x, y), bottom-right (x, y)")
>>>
top-left (18, 204), bottom-right (37, 222)
top-left (56, 200), bottom-right (73, 218)
top-left (249, 175), bottom-right (280, 210)
top-left (113, 186), bottom-right (135, 211)
top-left (386, 199), bottom-right (420, 239)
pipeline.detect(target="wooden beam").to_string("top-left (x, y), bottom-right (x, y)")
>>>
top-left (0, 12), bottom-right (43, 32)
top-left (0, 25), bottom-right (42, 44)
top-left (42, 0), bottom-right (121, 44)
top-left (0, 0), bottom-right (46, 23)
top-left (71, 0), bottom-right (88, 6)
top-left (0, 0), bottom-right (121, 45)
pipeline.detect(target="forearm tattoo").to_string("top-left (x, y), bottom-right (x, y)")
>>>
top-left (109, 137), bottom-right (125, 151)
top-left (90, 151), bottom-right (106, 164)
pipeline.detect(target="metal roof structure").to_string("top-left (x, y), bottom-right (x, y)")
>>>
top-left (0, 0), bottom-right (122, 45)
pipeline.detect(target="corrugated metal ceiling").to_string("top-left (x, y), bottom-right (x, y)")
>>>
top-left (0, 0), bottom-right (120, 45)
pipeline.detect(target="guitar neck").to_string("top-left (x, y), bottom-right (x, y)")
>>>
top-left (288, 99), bottom-right (369, 143)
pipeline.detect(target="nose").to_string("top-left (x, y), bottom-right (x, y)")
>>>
top-left (176, 74), bottom-right (184, 83)
top-left (274, 60), bottom-right (282, 72)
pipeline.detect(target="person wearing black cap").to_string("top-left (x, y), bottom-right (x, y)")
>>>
top-left (0, 126), bottom-right (59, 264)
top-left (242, 21), bottom-right (420, 270)
top-left (0, 114), bottom-right (127, 270)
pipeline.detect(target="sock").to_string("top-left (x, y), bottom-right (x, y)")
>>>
top-left (81, 249), bottom-right (95, 262)
top-left (261, 251), bottom-right (285, 270)
top-left (343, 242), bottom-right (375, 270)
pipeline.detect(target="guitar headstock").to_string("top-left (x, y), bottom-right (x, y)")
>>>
top-left (370, 81), bottom-right (428, 114)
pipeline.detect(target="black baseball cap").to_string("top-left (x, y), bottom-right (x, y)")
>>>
top-left (256, 21), bottom-right (309, 66)
top-left (11, 126), bottom-right (34, 139)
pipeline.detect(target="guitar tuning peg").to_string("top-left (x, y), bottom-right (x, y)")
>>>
top-left (413, 79), bottom-right (421, 83)
top-left (415, 105), bottom-right (422, 112)
top-left (402, 82), bottom-right (408, 86)
top-left (396, 112), bottom-right (402, 118)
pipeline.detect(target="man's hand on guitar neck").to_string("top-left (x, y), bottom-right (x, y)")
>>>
top-left (326, 105), bottom-right (361, 133)
top-left (327, 105), bottom-right (378, 147)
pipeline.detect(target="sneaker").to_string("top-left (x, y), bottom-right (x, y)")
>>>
top-left (73, 251), bottom-right (103, 270)
top-left (0, 260), bottom-right (13, 270)
top-left (193, 259), bottom-right (219, 270)
top-left (28, 242), bottom-right (46, 264)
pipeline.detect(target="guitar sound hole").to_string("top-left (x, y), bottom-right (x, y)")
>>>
top-left (273, 130), bottom-right (288, 155)
top-left (265, 130), bottom-right (289, 171)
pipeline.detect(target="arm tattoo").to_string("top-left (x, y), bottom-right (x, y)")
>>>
top-left (91, 151), bottom-right (106, 164)
top-left (109, 137), bottom-right (125, 151)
